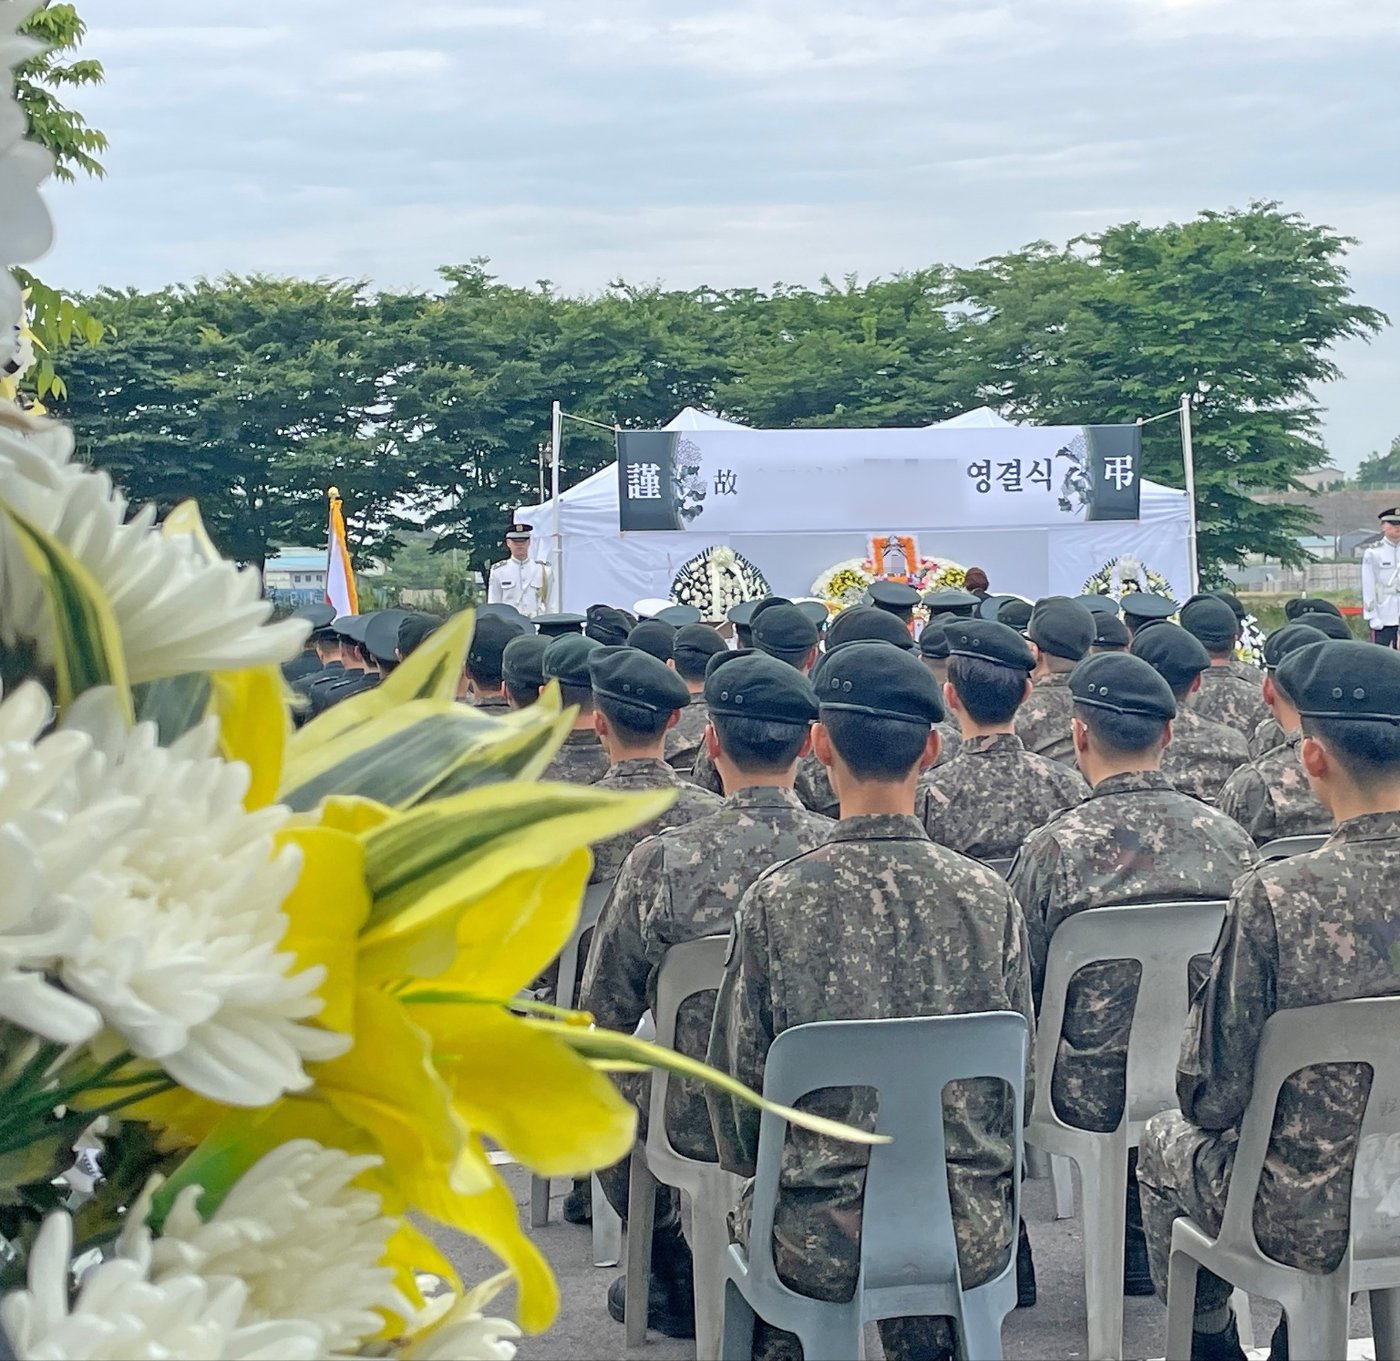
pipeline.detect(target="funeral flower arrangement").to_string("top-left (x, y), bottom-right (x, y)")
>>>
top-left (670, 544), bottom-right (770, 618)
top-left (812, 556), bottom-right (967, 611)
top-left (1081, 554), bottom-right (1175, 603)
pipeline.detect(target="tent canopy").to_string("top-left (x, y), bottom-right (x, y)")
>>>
top-left (519, 407), bottom-right (1191, 612)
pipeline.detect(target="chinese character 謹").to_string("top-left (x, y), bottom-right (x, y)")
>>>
top-left (713, 469), bottom-right (738, 495)
top-left (626, 462), bottom-right (663, 500)
top-left (1104, 455), bottom-right (1135, 491)
top-left (967, 459), bottom-right (992, 494)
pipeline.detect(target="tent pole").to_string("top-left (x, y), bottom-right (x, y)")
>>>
top-left (550, 400), bottom-right (563, 610)
top-left (1179, 393), bottom-right (1201, 594)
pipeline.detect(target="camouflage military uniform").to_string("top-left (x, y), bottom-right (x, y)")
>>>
top-left (708, 815), bottom-right (1034, 1360)
top-left (471, 693), bottom-right (512, 715)
top-left (1016, 671), bottom-right (1076, 764)
top-left (1138, 812), bottom-right (1400, 1311)
top-left (1249, 713), bottom-right (1285, 758)
top-left (540, 729), bottom-right (610, 786)
top-left (1189, 666), bottom-right (1269, 740)
top-left (1225, 657), bottom-right (1262, 685)
top-left (1215, 732), bottom-right (1332, 845)
top-left (589, 758), bottom-right (723, 883)
top-left (580, 787), bottom-right (832, 1218)
top-left (916, 732), bottom-right (1088, 862)
top-left (1009, 771), bottom-right (1256, 1132)
top-left (1160, 706), bottom-right (1249, 804)
top-left (664, 696), bottom-right (710, 771)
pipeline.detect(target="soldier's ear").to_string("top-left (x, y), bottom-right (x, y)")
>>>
top-left (1262, 674), bottom-right (1277, 708)
top-left (919, 727), bottom-right (941, 771)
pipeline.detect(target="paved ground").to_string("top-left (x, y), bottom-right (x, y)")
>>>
top-left (436, 1166), bottom-right (1377, 1360)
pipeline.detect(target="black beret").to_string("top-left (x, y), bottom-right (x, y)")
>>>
top-left (815, 640), bottom-right (945, 725)
top-left (1179, 596), bottom-right (1239, 650)
top-left (673, 623), bottom-right (729, 671)
top-left (1093, 614), bottom-right (1131, 650)
top-left (922, 587), bottom-right (979, 614)
top-left (752, 604), bottom-right (819, 663)
top-left (749, 595), bottom-right (793, 622)
top-left (543, 633), bottom-right (603, 687)
top-left (1120, 591), bottom-right (1177, 622)
top-left (585, 605), bottom-right (632, 647)
top-left (705, 650), bottom-right (819, 726)
top-left (364, 608), bottom-right (412, 663)
top-left (825, 605), bottom-right (915, 653)
top-left (1283, 597), bottom-right (1342, 622)
top-left (654, 603), bottom-right (702, 627)
top-left (1276, 639), bottom-right (1400, 725)
top-left (1028, 596), bottom-right (1096, 661)
top-left (398, 612), bottom-right (441, 657)
top-left (796, 600), bottom-right (831, 629)
top-left (1075, 593), bottom-right (1121, 617)
top-left (1304, 611), bottom-right (1352, 641)
top-left (977, 593), bottom-right (1018, 621)
top-left (867, 580), bottom-right (921, 613)
top-left (469, 614), bottom-right (523, 671)
top-left (1130, 622), bottom-right (1211, 689)
top-left (533, 612), bottom-right (586, 638)
top-left (293, 601), bottom-right (336, 630)
top-left (1263, 622), bottom-right (1327, 671)
top-left (1210, 589), bottom-right (1248, 622)
top-left (477, 602), bottom-right (532, 632)
top-left (502, 634), bottom-right (550, 689)
top-left (947, 619), bottom-right (1036, 671)
top-left (627, 619), bottom-right (676, 661)
top-left (1071, 652), bottom-right (1177, 720)
top-left (726, 600), bottom-right (762, 627)
top-left (588, 645), bottom-right (692, 714)
top-left (917, 619), bottom-right (951, 660)
top-left (997, 599), bottom-right (1034, 634)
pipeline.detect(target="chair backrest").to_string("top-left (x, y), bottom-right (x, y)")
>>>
top-left (1034, 901), bottom-right (1227, 1132)
top-left (557, 877), bottom-right (615, 1009)
top-left (982, 856), bottom-right (1015, 878)
top-left (1256, 834), bottom-right (1328, 861)
top-left (645, 935), bottom-right (729, 1173)
top-left (1215, 997), bottom-right (1400, 1266)
top-left (748, 1013), bottom-right (1028, 1300)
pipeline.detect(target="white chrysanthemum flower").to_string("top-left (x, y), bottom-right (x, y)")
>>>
top-left (55, 692), bottom-right (348, 1104)
top-left (0, 681), bottom-right (137, 1044)
top-left (146, 1141), bottom-right (411, 1353)
top-left (401, 1306), bottom-right (521, 1361)
top-left (0, 1209), bottom-right (324, 1361)
top-left (0, 416), bottom-right (307, 683)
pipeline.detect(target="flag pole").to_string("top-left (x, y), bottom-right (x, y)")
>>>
top-left (326, 485), bottom-right (359, 616)
top-left (550, 399), bottom-right (563, 610)
top-left (1179, 394), bottom-right (1201, 594)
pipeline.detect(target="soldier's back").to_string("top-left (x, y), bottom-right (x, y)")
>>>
top-left (917, 731), bottom-right (1087, 861)
top-left (1161, 706), bottom-right (1249, 803)
top-left (590, 757), bottom-right (723, 882)
top-left (1016, 672), bottom-right (1075, 763)
top-left (1216, 733), bottom-right (1332, 845)
top-left (664, 699), bottom-right (710, 771)
top-left (542, 729), bottom-right (610, 785)
top-left (1190, 666), bottom-right (1269, 738)
top-left (1249, 713), bottom-right (1286, 758)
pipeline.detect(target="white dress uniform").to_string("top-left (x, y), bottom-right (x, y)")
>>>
top-left (487, 555), bottom-right (550, 617)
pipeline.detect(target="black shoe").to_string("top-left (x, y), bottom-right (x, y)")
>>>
top-left (1268, 1317), bottom-right (1289, 1361)
top-left (1016, 1221), bottom-right (1037, 1308)
top-left (606, 1270), bottom-right (696, 1340)
top-left (562, 1178), bottom-right (592, 1225)
top-left (1122, 1221), bottom-right (1155, 1297)
top-left (1190, 1314), bottom-right (1247, 1361)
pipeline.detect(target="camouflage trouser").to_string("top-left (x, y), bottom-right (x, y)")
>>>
top-left (730, 1180), bottom-right (957, 1361)
top-left (593, 1069), bottom-right (680, 1231)
top-left (1137, 1109), bottom-right (1235, 1315)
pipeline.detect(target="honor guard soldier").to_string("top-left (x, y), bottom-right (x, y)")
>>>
top-left (1009, 652), bottom-right (1255, 1297)
top-left (708, 640), bottom-right (1034, 1361)
top-left (919, 619), bottom-right (1088, 862)
top-left (1017, 596), bottom-right (1096, 764)
top-left (533, 612), bottom-right (586, 639)
top-left (1138, 640), bottom-right (1400, 1361)
top-left (486, 522), bottom-right (549, 617)
top-left (1362, 507), bottom-right (1400, 646)
top-left (921, 586), bottom-right (980, 619)
top-left (1130, 623), bottom-right (1250, 803)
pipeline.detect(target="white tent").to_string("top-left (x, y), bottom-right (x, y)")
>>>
top-left (518, 407), bottom-right (1192, 611)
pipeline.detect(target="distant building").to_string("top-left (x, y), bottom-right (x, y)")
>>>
top-left (263, 548), bottom-right (326, 606)
top-left (1294, 465), bottom-right (1345, 491)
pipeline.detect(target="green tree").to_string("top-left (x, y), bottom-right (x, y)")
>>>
top-left (1356, 435), bottom-right (1400, 490)
top-left (953, 203), bottom-right (1388, 576)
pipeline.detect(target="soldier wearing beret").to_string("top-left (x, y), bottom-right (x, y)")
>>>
top-left (1138, 640), bottom-right (1400, 1361)
top-left (1017, 596), bottom-right (1096, 765)
top-left (654, 603), bottom-right (702, 628)
top-left (918, 620), bottom-right (1088, 862)
top-left (627, 618), bottom-right (676, 662)
top-left (915, 615), bottom-right (965, 766)
top-left (581, 654), bottom-right (831, 1338)
top-left (539, 635), bottom-right (610, 786)
top-left (1130, 624), bottom-right (1250, 804)
top-left (1091, 612), bottom-right (1131, 653)
top-left (587, 647), bottom-right (723, 884)
top-left (586, 604), bottom-right (633, 648)
top-left (462, 613), bottom-right (527, 714)
top-left (1247, 622), bottom-right (1326, 757)
top-left (1008, 652), bottom-right (1255, 1296)
top-left (825, 604), bottom-right (916, 653)
top-left (502, 634), bottom-right (550, 709)
top-left (708, 641), bottom-right (1034, 1361)
top-left (1179, 597), bottom-right (1270, 740)
top-left (1204, 589), bottom-right (1263, 685)
top-left (664, 624), bottom-right (728, 771)
top-left (1217, 624), bottom-right (1332, 845)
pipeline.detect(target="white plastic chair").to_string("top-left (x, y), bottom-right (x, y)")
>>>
top-left (1166, 996), bottom-right (1400, 1361)
top-left (720, 1011), bottom-right (1029, 1361)
top-left (528, 878), bottom-right (622, 1266)
top-left (624, 935), bottom-right (740, 1359)
top-left (1256, 833), bottom-right (1328, 860)
top-left (1026, 900), bottom-right (1229, 1361)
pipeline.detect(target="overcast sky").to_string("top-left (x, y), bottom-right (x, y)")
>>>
top-left (40, 0), bottom-right (1399, 471)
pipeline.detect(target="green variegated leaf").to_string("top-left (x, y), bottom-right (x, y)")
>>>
top-left (133, 672), bottom-right (212, 744)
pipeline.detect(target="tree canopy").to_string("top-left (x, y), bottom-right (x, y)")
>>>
top-left (1356, 434), bottom-right (1400, 491)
